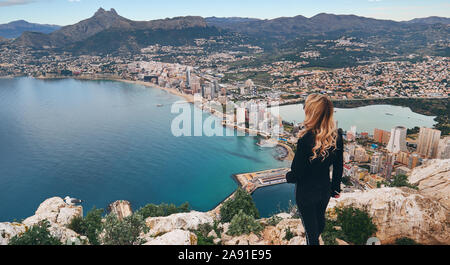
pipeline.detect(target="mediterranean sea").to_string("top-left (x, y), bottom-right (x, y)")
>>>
top-left (0, 77), bottom-right (436, 220)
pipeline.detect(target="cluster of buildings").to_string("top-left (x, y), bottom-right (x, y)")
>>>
top-left (274, 57), bottom-right (449, 102)
top-left (341, 125), bottom-right (449, 190)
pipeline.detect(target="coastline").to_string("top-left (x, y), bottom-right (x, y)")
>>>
top-left (29, 74), bottom-right (291, 214)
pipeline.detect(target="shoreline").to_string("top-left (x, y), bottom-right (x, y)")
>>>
top-left (29, 74), bottom-right (290, 215)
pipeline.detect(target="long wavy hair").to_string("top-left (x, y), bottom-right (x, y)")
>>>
top-left (298, 94), bottom-right (337, 161)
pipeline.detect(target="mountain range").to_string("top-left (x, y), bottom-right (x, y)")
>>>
top-left (6, 8), bottom-right (450, 56)
top-left (0, 20), bottom-right (60, 39)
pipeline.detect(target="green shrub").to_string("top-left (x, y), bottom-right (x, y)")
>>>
top-left (192, 223), bottom-right (216, 245)
top-left (336, 207), bottom-right (377, 245)
top-left (68, 207), bottom-right (104, 245)
top-left (284, 227), bottom-right (295, 241)
top-left (395, 237), bottom-right (420, 245)
top-left (9, 220), bottom-right (61, 245)
top-left (227, 209), bottom-right (263, 236)
top-left (101, 213), bottom-right (149, 245)
top-left (220, 187), bottom-right (260, 223)
top-left (321, 219), bottom-right (344, 245)
top-left (136, 202), bottom-right (190, 219)
top-left (389, 175), bottom-right (418, 190)
top-left (266, 215), bottom-right (283, 226)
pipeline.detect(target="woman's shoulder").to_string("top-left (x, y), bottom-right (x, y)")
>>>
top-left (297, 130), bottom-right (314, 145)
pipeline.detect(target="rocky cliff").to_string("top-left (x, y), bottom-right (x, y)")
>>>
top-left (1, 159), bottom-right (449, 245)
top-left (409, 159), bottom-right (450, 208)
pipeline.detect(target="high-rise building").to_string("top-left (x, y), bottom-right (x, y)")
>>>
top-left (373, 128), bottom-right (391, 145)
top-left (382, 154), bottom-right (395, 180)
top-left (354, 146), bottom-right (369, 162)
top-left (370, 152), bottom-right (382, 174)
top-left (387, 126), bottom-right (407, 153)
top-left (186, 68), bottom-right (191, 89)
top-left (437, 136), bottom-right (450, 159)
top-left (417, 127), bottom-right (441, 158)
top-left (396, 151), bottom-right (410, 165)
top-left (408, 153), bottom-right (421, 169)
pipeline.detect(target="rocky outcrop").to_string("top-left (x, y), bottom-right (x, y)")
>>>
top-left (143, 229), bottom-right (198, 245)
top-left (409, 159), bottom-right (450, 208)
top-left (327, 187), bottom-right (450, 245)
top-left (219, 213), bottom-right (311, 245)
top-left (0, 223), bottom-right (27, 245)
top-left (22, 197), bottom-right (82, 227)
top-left (145, 211), bottom-right (214, 236)
top-left (108, 200), bottom-right (132, 220)
top-left (1, 197), bottom-right (83, 245)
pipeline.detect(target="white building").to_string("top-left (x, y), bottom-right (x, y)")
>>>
top-left (386, 126), bottom-right (408, 154)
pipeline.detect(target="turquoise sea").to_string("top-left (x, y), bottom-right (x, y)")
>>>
top-left (0, 78), bottom-right (436, 220)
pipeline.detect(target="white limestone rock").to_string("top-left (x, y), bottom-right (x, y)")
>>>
top-left (144, 229), bottom-right (197, 245)
top-left (327, 187), bottom-right (450, 244)
top-left (409, 159), bottom-right (450, 207)
top-left (145, 211), bottom-right (214, 236)
top-left (22, 197), bottom-right (82, 227)
top-left (0, 222), bottom-right (27, 245)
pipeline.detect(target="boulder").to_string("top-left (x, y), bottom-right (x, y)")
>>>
top-left (108, 200), bottom-right (133, 220)
top-left (145, 211), bottom-right (214, 236)
top-left (0, 222), bottom-right (27, 245)
top-left (327, 187), bottom-right (450, 245)
top-left (409, 159), bottom-right (450, 208)
top-left (23, 197), bottom-right (82, 227)
top-left (144, 229), bottom-right (197, 245)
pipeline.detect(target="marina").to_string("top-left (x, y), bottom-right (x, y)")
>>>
top-left (233, 168), bottom-right (290, 194)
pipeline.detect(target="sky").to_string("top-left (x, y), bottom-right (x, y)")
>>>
top-left (0, 0), bottom-right (449, 25)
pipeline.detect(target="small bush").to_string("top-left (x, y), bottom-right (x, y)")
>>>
top-left (395, 237), bottom-right (420, 245)
top-left (336, 207), bottom-right (377, 245)
top-left (227, 209), bottom-right (263, 236)
top-left (220, 188), bottom-right (260, 223)
top-left (266, 215), bottom-right (283, 226)
top-left (389, 174), bottom-right (418, 190)
top-left (9, 220), bottom-right (61, 245)
top-left (192, 223), bottom-right (215, 245)
top-left (321, 219), bottom-right (344, 245)
top-left (68, 207), bottom-right (104, 245)
top-left (101, 213), bottom-right (149, 245)
top-left (136, 202), bottom-right (190, 219)
top-left (284, 227), bottom-right (295, 241)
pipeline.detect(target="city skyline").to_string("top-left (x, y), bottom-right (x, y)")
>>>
top-left (0, 0), bottom-right (449, 25)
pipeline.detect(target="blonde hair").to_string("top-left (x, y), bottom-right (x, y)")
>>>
top-left (298, 94), bottom-right (337, 161)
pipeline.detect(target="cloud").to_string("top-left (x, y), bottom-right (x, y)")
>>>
top-left (0, 0), bottom-right (35, 7)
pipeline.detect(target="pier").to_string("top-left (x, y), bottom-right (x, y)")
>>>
top-left (233, 168), bottom-right (290, 194)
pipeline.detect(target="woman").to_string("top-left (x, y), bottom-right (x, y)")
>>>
top-left (286, 94), bottom-right (344, 245)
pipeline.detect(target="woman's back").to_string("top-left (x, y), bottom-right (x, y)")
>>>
top-left (286, 129), bottom-right (344, 202)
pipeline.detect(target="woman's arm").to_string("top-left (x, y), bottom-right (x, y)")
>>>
top-left (331, 130), bottom-right (344, 197)
top-left (286, 138), bottom-right (307, 184)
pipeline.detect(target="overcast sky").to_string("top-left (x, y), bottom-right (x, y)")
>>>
top-left (0, 0), bottom-right (449, 25)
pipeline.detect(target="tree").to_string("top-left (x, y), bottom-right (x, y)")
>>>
top-left (101, 213), bottom-right (149, 245)
top-left (220, 187), bottom-right (260, 223)
top-left (395, 237), bottom-right (420, 245)
top-left (68, 207), bottom-right (104, 245)
top-left (136, 202), bottom-right (190, 219)
top-left (336, 207), bottom-right (377, 245)
top-left (227, 209), bottom-right (263, 236)
top-left (389, 174), bottom-right (418, 190)
top-left (9, 220), bottom-right (61, 245)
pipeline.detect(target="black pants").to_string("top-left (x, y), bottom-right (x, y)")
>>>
top-left (296, 191), bottom-right (331, 245)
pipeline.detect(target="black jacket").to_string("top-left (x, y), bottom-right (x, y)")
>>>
top-left (286, 129), bottom-right (344, 202)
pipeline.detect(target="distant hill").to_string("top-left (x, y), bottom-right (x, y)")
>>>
top-left (205, 13), bottom-right (406, 39)
top-left (14, 8), bottom-right (211, 53)
top-left (0, 20), bottom-right (60, 39)
top-left (11, 9), bottom-right (450, 56)
top-left (405, 16), bottom-right (450, 25)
